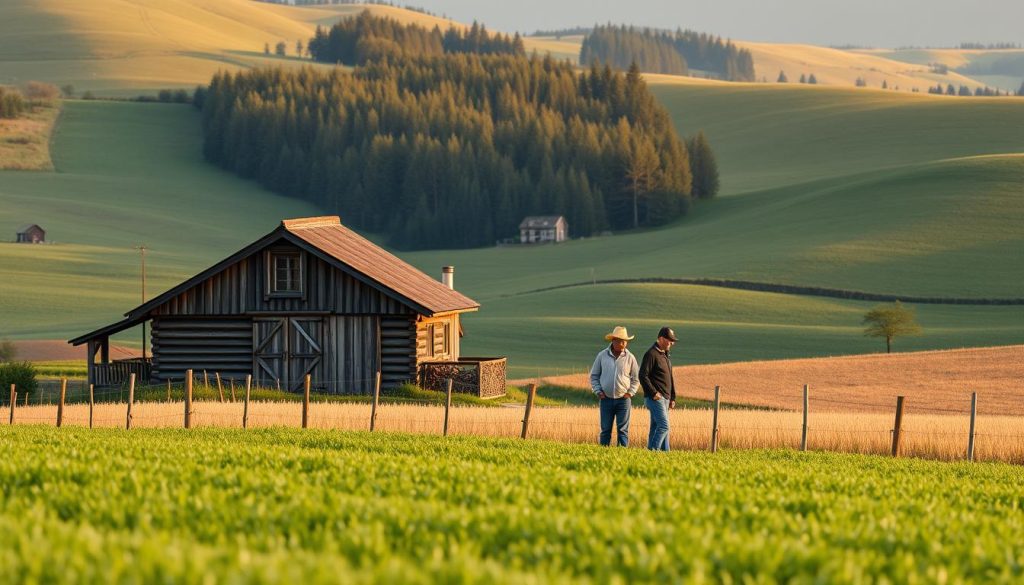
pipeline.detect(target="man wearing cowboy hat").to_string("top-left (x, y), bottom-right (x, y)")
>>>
top-left (589, 326), bottom-right (640, 447)
top-left (640, 326), bottom-right (678, 451)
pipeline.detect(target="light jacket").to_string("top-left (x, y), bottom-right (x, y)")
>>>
top-left (590, 346), bottom-right (640, 399)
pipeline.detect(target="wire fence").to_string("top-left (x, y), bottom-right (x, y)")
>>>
top-left (5, 375), bottom-right (1024, 464)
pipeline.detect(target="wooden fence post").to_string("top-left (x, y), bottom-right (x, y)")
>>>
top-left (89, 384), bottom-right (94, 429)
top-left (184, 369), bottom-right (193, 429)
top-left (443, 378), bottom-right (453, 437)
top-left (891, 396), bottom-right (905, 457)
top-left (230, 378), bottom-right (237, 403)
top-left (166, 379), bottom-right (171, 402)
top-left (243, 375), bottom-right (252, 429)
top-left (710, 385), bottom-right (721, 453)
top-left (276, 378), bottom-right (281, 392)
top-left (302, 374), bottom-right (311, 429)
top-left (203, 370), bottom-right (209, 391)
top-left (56, 378), bottom-right (67, 428)
top-left (520, 383), bottom-right (537, 439)
top-left (8, 384), bottom-right (14, 425)
top-left (369, 371), bottom-right (381, 432)
top-left (125, 373), bottom-right (136, 430)
top-left (800, 384), bottom-right (809, 452)
top-left (216, 373), bottom-right (225, 403)
top-left (967, 392), bottom-right (978, 462)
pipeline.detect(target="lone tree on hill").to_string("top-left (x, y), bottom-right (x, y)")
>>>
top-left (863, 301), bottom-right (922, 353)
top-left (777, 70), bottom-right (788, 83)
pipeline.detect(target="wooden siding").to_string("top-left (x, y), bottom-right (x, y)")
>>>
top-left (381, 316), bottom-right (416, 387)
top-left (151, 318), bottom-right (253, 382)
top-left (324, 316), bottom-right (379, 394)
top-left (416, 314), bottom-right (460, 363)
top-left (152, 246), bottom-right (412, 316)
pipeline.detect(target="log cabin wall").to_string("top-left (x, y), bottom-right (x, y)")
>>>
top-left (151, 317), bottom-right (253, 382)
top-left (381, 316), bottom-right (417, 388)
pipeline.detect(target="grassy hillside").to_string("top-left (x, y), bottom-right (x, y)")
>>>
top-left (735, 41), bottom-right (987, 91)
top-left (0, 100), bottom-right (320, 339)
top-left (0, 1), bottom-right (559, 97)
top-left (2, 85), bottom-right (1022, 374)
top-left (466, 283), bottom-right (1024, 377)
top-left (859, 48), bottom-right (1024, 92)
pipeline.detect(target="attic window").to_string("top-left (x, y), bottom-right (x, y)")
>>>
top-left (271, 252), bottom-right (302, 295)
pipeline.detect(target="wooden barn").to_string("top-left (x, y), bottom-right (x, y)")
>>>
top-left (16, 224), bottom-right (45, 243)
top-left (69, 216), bottom-right (505, 396)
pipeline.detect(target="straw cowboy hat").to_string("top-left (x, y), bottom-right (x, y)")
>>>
top-left (604, 326), bottom-right (635, 341)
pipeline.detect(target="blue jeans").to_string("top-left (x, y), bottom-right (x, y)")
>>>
top-left (645, 397), bottom-right (670, 451)
top-left (599, 396), bottom-right (631, 447)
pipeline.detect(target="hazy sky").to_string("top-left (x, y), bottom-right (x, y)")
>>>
top-left (415, 0), bottom-right (1023, 48)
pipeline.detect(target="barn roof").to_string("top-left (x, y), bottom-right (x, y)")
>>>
top-left (519, 216), bottom-right (565, 229)
top-left (281, 216), bottom-right (478, 316)
top-left (16, 224), bottom-right (43, 233)
top-left (69, 216), bottom-right (478, 346)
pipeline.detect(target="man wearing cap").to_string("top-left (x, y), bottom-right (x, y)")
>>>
top-left (590, 326), bottom-right (640, 447)
top-left (640, 327), bottom-right (678, 451)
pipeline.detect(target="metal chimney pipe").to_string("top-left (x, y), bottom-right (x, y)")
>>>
top-left (441, 266), bottom-right (454, 290)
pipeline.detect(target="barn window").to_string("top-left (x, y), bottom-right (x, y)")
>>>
top-left (271, 252), bottom-right (302, 295)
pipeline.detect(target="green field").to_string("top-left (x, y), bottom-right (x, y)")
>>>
top-left (1, 427), bottom-right (1022, 583)
top-left (467, 284), bottom-right (1024, 376)
top-left (0, 100), bottom-right (320, 339)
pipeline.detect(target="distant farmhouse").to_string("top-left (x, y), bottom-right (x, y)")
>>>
top-left (519, 216), bottom-right (568, 244)
top-left (15, 224), bottom-right (45, 243)
top-left (70, 216), bottom-right (506, 397)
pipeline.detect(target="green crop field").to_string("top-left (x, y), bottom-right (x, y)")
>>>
top-left (1, 426), bottom-right (1022, 583)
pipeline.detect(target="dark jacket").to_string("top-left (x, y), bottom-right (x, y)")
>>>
top-left (639, 344), bottom-right (675, 401)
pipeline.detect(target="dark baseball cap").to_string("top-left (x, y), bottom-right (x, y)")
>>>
top-left (658, 327), bottom-right (678, 341)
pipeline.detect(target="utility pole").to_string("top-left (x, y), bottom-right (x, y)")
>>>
top-left (136, 244), bottom-right (147, 360)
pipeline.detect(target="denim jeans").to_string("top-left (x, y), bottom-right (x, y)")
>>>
top-left (645, 397), bottom-right (670, 451)
top-left (599, 396), bottom-right (631, 447)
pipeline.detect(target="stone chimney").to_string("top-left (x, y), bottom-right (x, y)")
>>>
top-left (441, 266), bottom-right (454, 290)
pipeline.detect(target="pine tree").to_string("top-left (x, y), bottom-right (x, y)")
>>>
top-left (688, 130), bottom-right (719, 199)
top-left (799, 73), bottom-right (807, 83)
top-left (808, 73), bottom-right (818, 84)
top-left (1018, 80), bottom-right (1024, 96)
top-left (777, 70), bottom-right (788, 83)
top-left (882, 80), bottom-right (888, 89)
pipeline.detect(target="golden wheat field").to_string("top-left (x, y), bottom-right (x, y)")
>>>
top-left (531, 345), bottom-right (1024, 416)
top-left (10, 399), bottom-right (1024, 464)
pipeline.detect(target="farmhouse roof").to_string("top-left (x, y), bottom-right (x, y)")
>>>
top-left (16, 224), bottom-right (43, 233)
top-left (69, 216), bottom-right (478, 346)
top-left (519, 216), bottom-right (565, 229)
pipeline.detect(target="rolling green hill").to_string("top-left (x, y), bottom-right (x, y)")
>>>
top-left (1, 88), bottom-right (1021, 375)
top-left (1, 3), bottom-right (1023, 375)
top-left (0, 100), bottom-right (321, 339)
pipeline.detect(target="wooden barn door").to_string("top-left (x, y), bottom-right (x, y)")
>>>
top-left (288, 318), bottom-right (323, 391)
top-left (253, 318), bottom-right (287, 388)
top-left (253, 317), bottom-right (324, 392)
